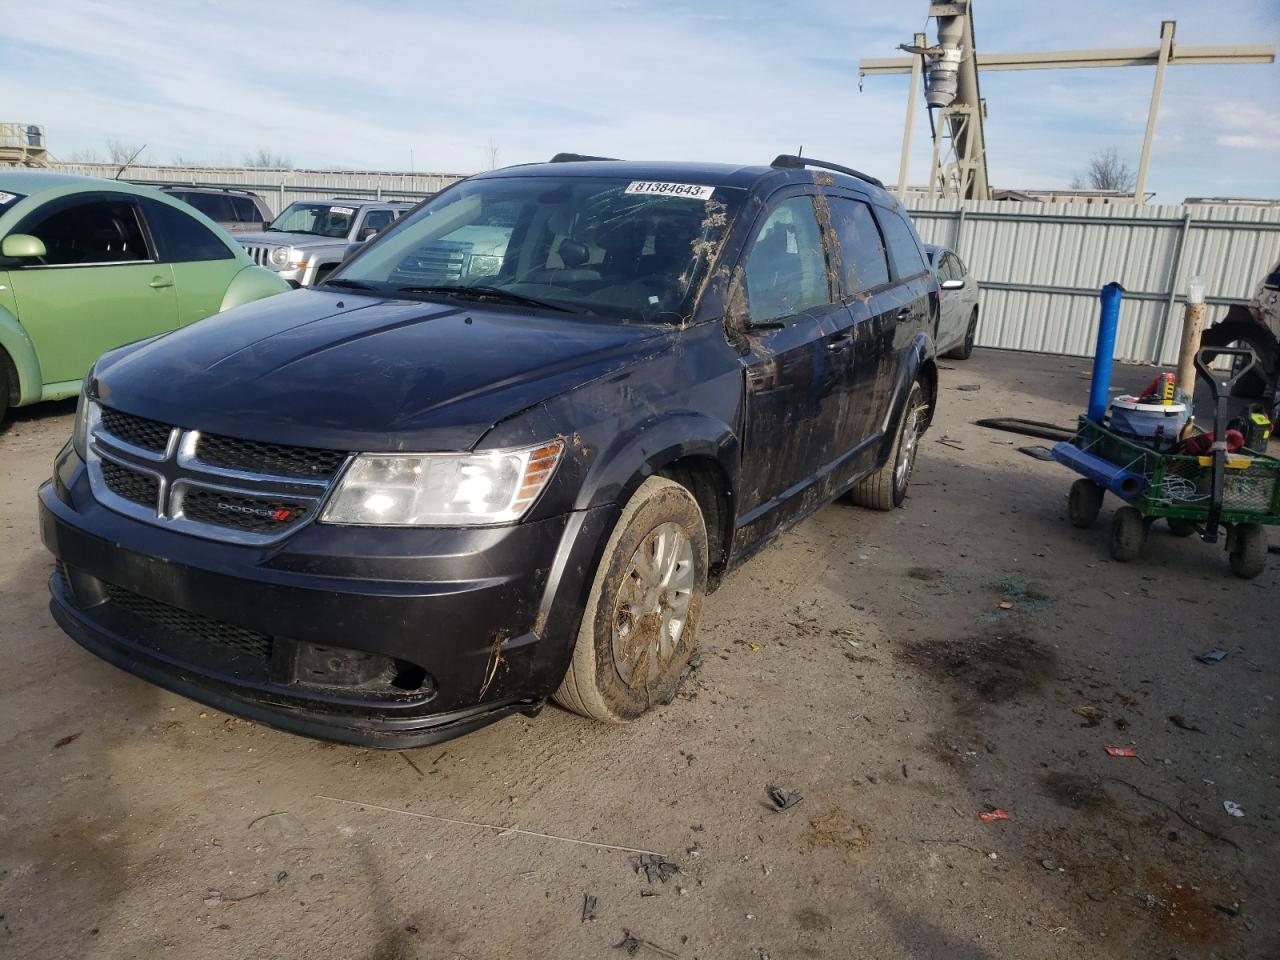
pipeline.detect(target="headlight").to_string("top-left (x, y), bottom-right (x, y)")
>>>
top-left (269, 246), bottom-right (290, 267)
top-left (71, 373), bottom-right (92, 457)
top-left (320, 440), bottom-right (564, 527)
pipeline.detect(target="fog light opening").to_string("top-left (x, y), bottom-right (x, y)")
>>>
top-left (391, 661), bottom-right (428, 692)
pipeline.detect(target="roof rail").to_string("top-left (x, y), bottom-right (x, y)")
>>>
top-left (549, 152), bottom-right (620, 163)
top-left (770, 154), bottom-right (884, 189)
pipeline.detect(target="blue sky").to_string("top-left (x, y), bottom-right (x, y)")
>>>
top-left (4, 0), bottom-right (1277, 201)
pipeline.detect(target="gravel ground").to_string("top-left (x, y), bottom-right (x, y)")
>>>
top-left (1, 349), bottom-right (1275, 960)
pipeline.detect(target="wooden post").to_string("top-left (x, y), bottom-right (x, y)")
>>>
top-left (1176, 276), bottom-right (1206, 431)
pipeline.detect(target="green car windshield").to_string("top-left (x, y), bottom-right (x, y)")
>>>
top-left (330, 176), bottom-right (744, 322)
top-left (267, 201), bottom-right (358, 238)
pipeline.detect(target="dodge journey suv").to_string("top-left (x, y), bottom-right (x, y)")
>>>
top-left (40, 154), bottom-right (939, 747)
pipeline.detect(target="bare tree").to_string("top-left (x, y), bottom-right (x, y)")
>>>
top-left (106, 137), bottom-right (144, 164)
top-left (484, 138), bottom-right (499, 171)
top-left (67, 147), bottom-right (102, 162)
top-left (244, 148), bottom-right (292, 169)
top-left (1070, 147), bottom-right (1137, 192)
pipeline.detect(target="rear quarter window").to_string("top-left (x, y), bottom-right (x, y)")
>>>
top-left (877, 209), bottom-right (928, 279)
top-left (140, 197), bottom-right (234, 263)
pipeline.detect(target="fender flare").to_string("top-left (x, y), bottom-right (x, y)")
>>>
top-left (219, 265), bottom-right (291, 313)
top-left (0, 305), bottom-right (41, 405)
top-left (574, 411), bottom-right (740, 514)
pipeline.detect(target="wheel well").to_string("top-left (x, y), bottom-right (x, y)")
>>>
top-left (918, 357), bottom-right (938, 430)
top-left (657, 456), bottom-right (734, 585)
top-left (0, 346), bottom-right (17, 406)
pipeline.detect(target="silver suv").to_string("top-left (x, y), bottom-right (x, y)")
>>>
top-left (236, 198), bottom-right (414, 286)
top-left (159, 186), bottom-right (273, 234)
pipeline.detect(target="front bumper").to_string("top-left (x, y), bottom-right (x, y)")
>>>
top-left (40, 448), bottom-right (616, 748)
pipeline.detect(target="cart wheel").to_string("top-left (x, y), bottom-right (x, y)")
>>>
top-left (1228, 524), bottom-right (1267, 579)
top-left (1166, 518), bottom-right (1197, 538)
top-left (1068, 479), bottom-right (1105, 529)
top-left (1110, 507), bottom-right (1147, 562)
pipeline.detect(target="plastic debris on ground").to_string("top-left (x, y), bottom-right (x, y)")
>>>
top-left (1223, 800), bottom-right (1245, 818)
top-left (978, 808), bottom-right (1010, 823)
top-left (1104, 745), bottom-right (1138, 758)
top-left (1196, 648), bottom-right (1228, 664)
top-left (631, 853), bottom-right (681, 884)
top-left (767, 786), bottom-right (803, 811)
top-left (582, 894), bottom-right (597, 923)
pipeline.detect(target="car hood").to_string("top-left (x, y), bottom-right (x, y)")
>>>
top-left (236, 231), bottom-right (346, 248)
top-left (92, 289), bottom-right (672, 452)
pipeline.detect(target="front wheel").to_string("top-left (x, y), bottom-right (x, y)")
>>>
top-left (847, 380), bottom-right (927, 511)
top-left (1110, 506), bottom-right (1147, 562)
top-left (1068, 479), bottom-right (1104, 529)
top-left (1228, 524), bottom-right (1266, 579)
top-left (554, 476), bottom-right (708, 722)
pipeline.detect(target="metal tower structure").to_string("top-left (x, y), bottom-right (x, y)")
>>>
top-left (0, 123), bottom-right (49, 167)
top-left (859, 5), bottom-right (1275, 201)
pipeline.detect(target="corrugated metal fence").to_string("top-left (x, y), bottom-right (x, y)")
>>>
top-left (52, 162), bottom-right (461, 215)
top-left (49, 164), bottom-right (1280, 365)
top-left (906, 198), bottom-right (1280, 365)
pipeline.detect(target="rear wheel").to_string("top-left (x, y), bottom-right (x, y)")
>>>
top-left (554, 476), bottom-right (708, 722)
top-left (1110, 506), bottom-right (1147, 562)
top-left (1068, 479), bottom-right (1104, 529)
top-left (945, 309), bottom-right (978, 360)
top-left (1228, 524), bottom-right (1266, 579)
top-left (848, 380), bottom-right (927, 511)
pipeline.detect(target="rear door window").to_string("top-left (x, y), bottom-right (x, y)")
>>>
top-left (827, 197), bottom-right (890, 296)
top-left (140, 198), bottom-right (233, 262)
top-left (741, 195), bottom-right (832, 323)
top-left (20, 197), bottom-right (151, 265)
top-left (877, 209), bottom-right (928, 279)
top-left (230, 196), bottom-right (262, 223)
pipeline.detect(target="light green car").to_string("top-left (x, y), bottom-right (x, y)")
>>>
top-left (0, 172), bottom-right (289, 423)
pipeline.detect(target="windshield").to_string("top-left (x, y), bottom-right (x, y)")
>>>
top-left (331, 176), bottom-right (745, 322)
top-left (267, 201), bottom-right (358, 238)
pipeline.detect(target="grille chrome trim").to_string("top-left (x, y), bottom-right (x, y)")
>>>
top-left (87, 401), bottom-right (348, 546)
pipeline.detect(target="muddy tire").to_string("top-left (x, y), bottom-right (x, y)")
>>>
top-left (1228, 524), bottom-right (1266, 579)
top-left (1109, 506), bottom-right (1147, 562)
top-left (1166, 518), bottom-right (1197, 538)
top-left (554, 476), bottom-right (708, 722)
top-left (1068, 479), bottom-right (1104, 529)
top-left (848, 380), bottom-right (927, 511)
top-left (945, 309), bottom-right (978, 360)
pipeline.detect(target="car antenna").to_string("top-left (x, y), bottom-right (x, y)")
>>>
top-left (114, 144), bottom-right (147, 180)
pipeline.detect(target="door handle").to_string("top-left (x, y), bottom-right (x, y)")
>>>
top-left (826, 334), bottom-right (853, 351)
top-left (895, 308), bottom-right (913, 321)
top-left (149, 276), bottom-right (174, 289)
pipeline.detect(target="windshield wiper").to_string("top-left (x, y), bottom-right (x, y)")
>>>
top-left (394, 284), bottom-right (573, 313)
top-left (321, 278), bottom-right (377, 291)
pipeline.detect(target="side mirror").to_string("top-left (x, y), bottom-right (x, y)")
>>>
top-left (358, 227), bottom-right (378, 242)
top-left (2, 233), bottom-right (47, 259)
top-left (940, 278), bottom-right (965, 290)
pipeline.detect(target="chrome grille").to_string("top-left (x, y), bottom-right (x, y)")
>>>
top-left (180, 488), bottom-right (314, 533)
top-left (195, 432), bottom-right (346, 481)
top-left (87, 402), bottom-right (348, 545)
top-left (100, 460), bottom-right (160, 508)
top-left (99, 407), bottom-right (172, 453)
top-left (238, 243), bottom-right (273, 268)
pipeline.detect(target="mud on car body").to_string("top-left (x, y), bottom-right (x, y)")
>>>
top-left (39, 155), bottom-right (939, 747)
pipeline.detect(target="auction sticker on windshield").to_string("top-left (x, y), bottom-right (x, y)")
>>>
top-left (331, 206), bottom-right (355, 216)
top-left (625, 181), bottom-right (715, 200)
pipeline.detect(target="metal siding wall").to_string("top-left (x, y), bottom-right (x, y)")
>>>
top-left (50, 163), bottom-right (468, 215)
top-left (907, 199), bottom-right (1280, 364)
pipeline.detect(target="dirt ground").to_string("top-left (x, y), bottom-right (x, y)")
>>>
top-left (1, 349), bottom-right (1275, 960)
